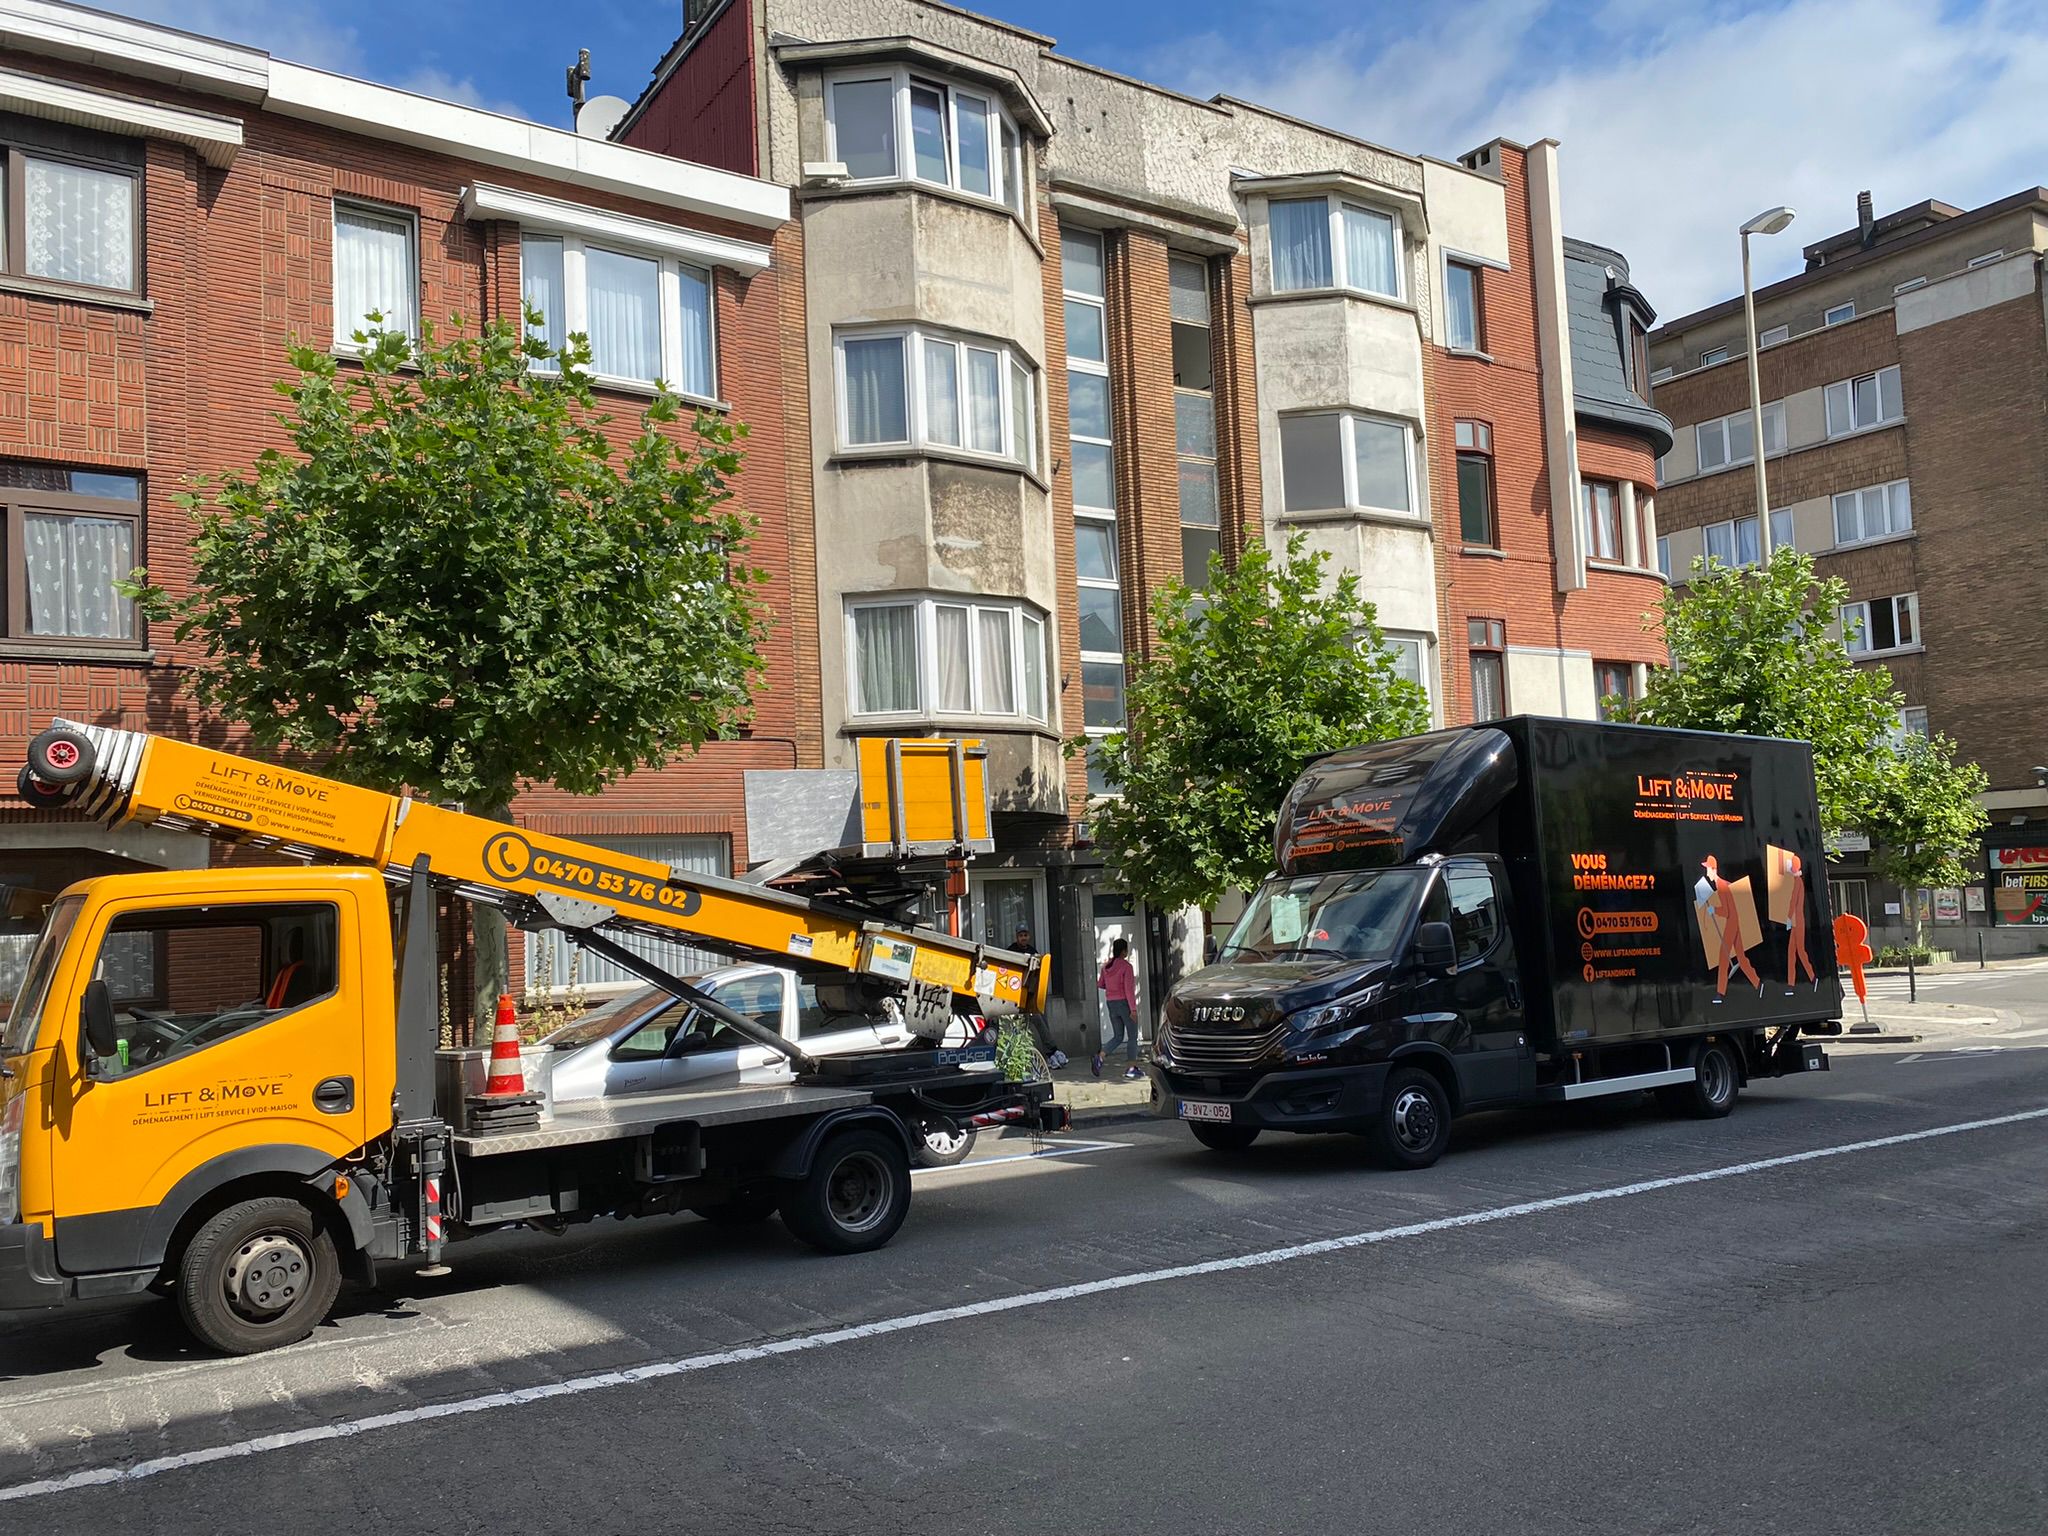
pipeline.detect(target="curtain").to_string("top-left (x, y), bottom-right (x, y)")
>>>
top-left (856, 605), bottom-right (919, 713)
top-left (966, 347), bottom-right (1003, 453)
top-left (677, 264), bottom-right (713, 398)
top-left (955, 92), bottom-right (993, 196)
top-left (332, 206), bottom-right (414, 339)
top-left (922, 339), bottom-right (960, 446)
top-left (526, 836), bottom-right (729, 993)
top-left (520, 235), bottom-right (564, 368)
top-left (977, 608), bottom-right (1015, 714)
top-left (843, 336), bottom-right (908, 444)
top-left (25, 157), bottom-right (134, 290)
top-left (1269, 198), bottom-right (1331, 291)
top-left (26, 513), bottom-right (133, 639)
top-left (934, 605), bottom-right (971, 710)
top-left (1342, 204), bottom-right (1397, 296)
top-left (1446, 263), bottom-right (1478, 348)
top-left (585, 247), bottom-right (661, 383)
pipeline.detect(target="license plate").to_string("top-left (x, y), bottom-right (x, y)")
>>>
top-left (1179, 1099), bottom-right (1231, 1123)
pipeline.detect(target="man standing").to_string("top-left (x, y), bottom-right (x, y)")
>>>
top-left (1096, 937), bottom-right (1142, 1080)
top-left (1012, 923), bottom-right (1066, 1069)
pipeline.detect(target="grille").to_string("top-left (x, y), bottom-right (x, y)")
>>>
top-left (1163, 1020), bottom-right (1288, 1071)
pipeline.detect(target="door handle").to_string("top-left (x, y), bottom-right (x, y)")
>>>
top-left (313, 1075), bottom-right (355, 1115)
top-left (1506, 978), bottom-right (1522, 1010)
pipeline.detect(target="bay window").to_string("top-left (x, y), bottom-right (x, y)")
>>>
top-left (848, 596), bottom-right (1050, 721)
top-left (836, 326), bottom-right (1036, 470)
top-left (1840, 593), bottom-right (1919, 656)
top-left (519, 231), bottom-right (713, 396)
top-left (2, 463), bottom-right (142, 645)
top-left (1279, 412), bottom-right (1416, 517)
top-left (333, 202), bottom-right (418, 343)
top-left (1581, 479), bottom-right (1622, 563)
top-left (1269, 196), bottom-right (1402, 298)
top-left (1832, 480), bottom-right (1912, 546)
top-left (826, 68), bottom-right (1027, 214)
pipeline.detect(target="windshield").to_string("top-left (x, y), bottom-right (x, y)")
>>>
top-left (2, 894), bottom-right (83, 1057)
top-left (537, 985), bottom-right (683, 1050)
top-left (1219, 868), bottom-right (1423, 964)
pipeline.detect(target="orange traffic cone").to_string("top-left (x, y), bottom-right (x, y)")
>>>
top-left (482, 993), bottom-right (526, 1097)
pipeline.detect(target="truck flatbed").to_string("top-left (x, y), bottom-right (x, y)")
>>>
top-left (452, 1083), bottom-right (874, 1157)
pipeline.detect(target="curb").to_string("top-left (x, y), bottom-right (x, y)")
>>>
top-left (1830, 1032), bottom-right (1922, 1044)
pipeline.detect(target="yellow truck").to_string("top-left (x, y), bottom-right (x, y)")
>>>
top-left (0, 723), bottom-right (1057, 1355)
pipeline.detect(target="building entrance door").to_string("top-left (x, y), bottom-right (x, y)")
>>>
top-left (1092, 888), bottom-right (1147, 1054)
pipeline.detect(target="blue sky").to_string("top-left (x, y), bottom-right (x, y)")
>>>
top-left (100, 0), bottom-right (2048, 318)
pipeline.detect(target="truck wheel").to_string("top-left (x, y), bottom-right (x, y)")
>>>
top-left (176, 1197), bottom-right (341, 1356)
top-left (27, 726), bottom-right (94, 786)
top-left (781, 1127), bottom-right (911, 1255)
top-left (1369, 1067), bottom-right (1451, 1170)
top-left (1665, 1041), bottom-right (1741, 1119)
top-left (913, 1123), bottom-right (977, 1167)
top-left (1188, 1122), bottom-right (1260, 1152)
top-left (696, 1191), bottom-right (781, 1226)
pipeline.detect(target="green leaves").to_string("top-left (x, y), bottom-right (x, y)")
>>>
top-left (141, 312), bottom-right (768, 808)
top-left (1087, 534), bottom-right (1430, 911)
top-left (1623, 548), bottom-right (1984, 872)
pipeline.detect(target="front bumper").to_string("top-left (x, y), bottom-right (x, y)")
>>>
top-left (0, 1220), bottom-right (68, 1310)
top-left (1148, 1060), bottom-right (1392, 1134)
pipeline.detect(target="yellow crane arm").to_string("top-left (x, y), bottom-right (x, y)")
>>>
top-left (30, 722), bottom-right (1047, 1014)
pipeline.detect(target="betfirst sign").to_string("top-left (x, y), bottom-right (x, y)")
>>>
top-left (1988, 846), bottom-right (2048, 926)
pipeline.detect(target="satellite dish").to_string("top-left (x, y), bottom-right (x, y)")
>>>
top-left (575, 94), bottom-right (630, 139)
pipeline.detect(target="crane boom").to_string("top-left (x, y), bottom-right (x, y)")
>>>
top-left (28, 721), bottom-right (1048, 1014)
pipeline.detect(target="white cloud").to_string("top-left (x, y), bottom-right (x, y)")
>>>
top-left (92, 0), bottom-right (362, 71)
top-left (1145, 0), bottom-right (2048, 318)
top-left (395, 67), bottom-right (532, 121)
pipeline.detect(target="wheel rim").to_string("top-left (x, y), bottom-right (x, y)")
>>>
top-left (44, 739), bottom-right (79, 770)
top-left (923, 1126), bottom-right (969, 1158)
top-left (826, 1150), bottom-right (894, 1233)
top-left (1391, 1085), bottom-right (1440, 1152)
top-left (224, 1231), bottom-right (311, 1322)
top-left (1700, 1049), bottom-right (1733, 1105)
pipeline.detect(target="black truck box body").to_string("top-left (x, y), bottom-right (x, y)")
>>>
top-left (1276, 717), bottom-right (1842, 1052)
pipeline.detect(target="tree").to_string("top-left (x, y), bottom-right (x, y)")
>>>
top-left (1618, 548), bottom-right (1902, 844)
top-left (1866, 732), bottom-right (1989, 943)
top-left (1088, 532), bottom-right (1430, 913)
top-left (137, 315), bottom-right (768, 1032)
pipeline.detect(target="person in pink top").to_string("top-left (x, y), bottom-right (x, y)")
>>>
top-left (1096, 938), bottom-right (1143, 1080)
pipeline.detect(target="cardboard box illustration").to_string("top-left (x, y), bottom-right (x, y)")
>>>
top-left (1693, 874), bottom-right (1762, 965)
top-left (1765, 844), bottom-right (1799, 926)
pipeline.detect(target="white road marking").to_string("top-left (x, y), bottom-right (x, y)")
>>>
top-left (5, 1104), bottom-right (2044, 1505)
top-left (915, 1138), bottom-right (1130, 1176)
top-left (1895, 1048), bottom-right (2007, 1065)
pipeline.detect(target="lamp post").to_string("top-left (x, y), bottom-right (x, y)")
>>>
top-left (1740, 206), bottom-right (1795, 534)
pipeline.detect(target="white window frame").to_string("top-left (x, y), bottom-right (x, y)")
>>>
top-left (832, 325), bottom-right (1036, 470)
top-left (1831, 479), bottom-right (1912, 547)
top-left (1703, 513), bottom-right (1763, 569)
top-left (1769, 506), bottom-right (1794, 553)
top-left (1699, 346), bottom-right (1730, 366)
top-left (1443, 256), bottom-right (1481, 349)
top-left (1064, 224), bottom-right (1123, 794)
top-left (332, 199), bottom-right (419, 347)
top-left (845, 595), bottom-right (1050, 722)
top-left (1895, 705), bottom-right (1929, 742)
top-left (1694, 403), bottom-right (1783, 473)
top-left (1278, 410), bottom-right (1419, 518)
top-left (1824, 365), bottom-right (1904, 438)
top-left (825, 66), bottom-right (1024, 213)
top-left (1823, 301), bottom-right (1856, 325)
top-left (520, 231), bottom-right (716, 398)
top-left (1758, 324), bottom-right (1790, 347)
top-left (1268, 195), bottom-right (1405, 300)
top-left (1381, 632), bottom-right (1435, 720)
top-left (1840, 592), bottom-right (1920, 657)
top-left (1655, 534), bottom-right (1672, 578)
top-left (1581, 479), bottom-right (1623, 564)
top-left (1650, 366), bottom-right (1675, 384)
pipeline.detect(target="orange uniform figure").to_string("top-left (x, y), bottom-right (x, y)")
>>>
top-left (1783, 851), bottom-right (1816, 992)
top-left (1703, 855), bottom-right (1761, 998)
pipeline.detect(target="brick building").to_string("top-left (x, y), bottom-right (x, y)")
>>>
top-left (617, 0), bottom-right (1672, 1047)
top-left (0, 0), bottom-right (804, 1007)
top-left (1649, 188), bottom-right (2048, 953)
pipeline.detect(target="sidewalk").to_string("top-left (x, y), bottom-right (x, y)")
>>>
top-left (1050, 1064), bottom-right (1155, 1122)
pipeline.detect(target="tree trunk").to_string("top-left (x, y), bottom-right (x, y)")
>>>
top-left (471, 801), bottom-right (513, 1043)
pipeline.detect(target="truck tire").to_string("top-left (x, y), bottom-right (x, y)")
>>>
top-left (913, 1123), bottom-right (977, 1168)
top-left (27, 726), bottom-right (94, 786)
top-left (175, 1196), bottom-right (341, 1356)
top-left (1188, 1122), bottom-right (1260, 1152)
top-left (1368, 1067), bottom-right (1452, 1170)
top-left (1661, 1040), bottom-right (1740, 1119)
top-left (16, 765), bottom-right (70, 807)
top-left (780, 1127), bottom-right (911, 1255)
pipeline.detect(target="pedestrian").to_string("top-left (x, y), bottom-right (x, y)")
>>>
top-left (1096, 937), bottom-right (1143, 1080)
top-left (1012, 923), bottom-right (1066, 1070)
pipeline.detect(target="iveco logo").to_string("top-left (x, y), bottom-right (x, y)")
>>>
top-left (1192, 1005), bottom-right (1247, 1023)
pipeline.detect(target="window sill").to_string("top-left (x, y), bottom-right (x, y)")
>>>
top-left (1849, 643), bottom-right (1925, 663)
top-left (843, 717), bottom-right (1059, 741)
top-left (0, 641), bottom-right (154, 663)
top-left (1826, 529), bottom-right (1915, 555)
top-left (1445, 345), bottom-right (1493, 363)
top-left (0, 274), bottom-right (152, 314)
top-left (830, 444), bottom-right (1049, 492)
top-left (1586, 558), bottom-right (1664, 579)
top-left (801, 178), bottom-right (1042, 257)
top-left (1459, 544), bottom-right (1506, 559)
top-left (1275, 504), bottom-right (1431, 534)
top-left (1250, 285), bottom-right (1414, 317)
top-left (526, 362), bottom-right (730, 412)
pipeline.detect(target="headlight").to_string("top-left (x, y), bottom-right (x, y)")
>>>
top-left (0, 1093), bottom-right (23, 1225)
top-left (1286, 984), bottom-right (1383, 1037)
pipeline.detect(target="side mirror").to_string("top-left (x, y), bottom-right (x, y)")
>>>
top-left (1413, 921), bottom-right (1456, 973)
top-left (80, 980), bottom-right (118, 1060)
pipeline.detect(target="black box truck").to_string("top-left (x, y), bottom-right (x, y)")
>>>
top-left (1150, 718), bottom-right (1839, 1166)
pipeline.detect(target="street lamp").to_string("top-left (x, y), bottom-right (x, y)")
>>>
top-left (1740, 206), bottom-right (1795, 535)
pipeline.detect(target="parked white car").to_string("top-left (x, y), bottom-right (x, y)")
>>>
top-left (540, 964), bottom-right (982, 1165)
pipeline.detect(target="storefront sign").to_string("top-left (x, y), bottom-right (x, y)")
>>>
top-left (1934, 887), bottom-right (1963, 924)
top-left (1988, 846), bottom-right (2048, 926)
top-left (1835, 831), bottom-right (1872, 853)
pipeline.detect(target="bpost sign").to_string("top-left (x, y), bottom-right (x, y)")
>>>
top-left (1988, 846), bottom-right (2048, 926)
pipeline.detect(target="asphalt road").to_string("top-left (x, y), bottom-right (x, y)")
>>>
top-left (3, 988), bottom-right (2045, 1534)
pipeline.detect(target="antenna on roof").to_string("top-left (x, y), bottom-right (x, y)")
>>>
top-left (565, 47), bottom-right (590, 114)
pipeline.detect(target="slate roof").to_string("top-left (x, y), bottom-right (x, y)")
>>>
top-left (1563, 237), bottom-right (1674, 456)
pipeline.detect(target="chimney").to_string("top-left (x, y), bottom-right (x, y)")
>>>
top-left (1857, 190), bottom-right (1874, 247)
top-left (684, 0), bottom-right (717, 37)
